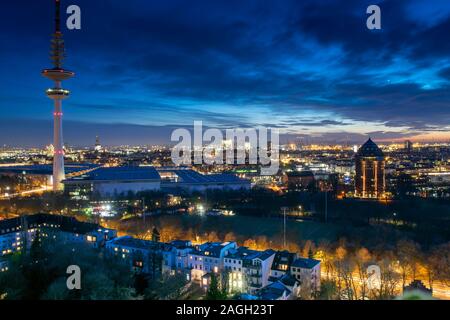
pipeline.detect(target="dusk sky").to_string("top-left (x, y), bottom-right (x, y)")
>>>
top-left (1, 0), bottom-right (450, 146)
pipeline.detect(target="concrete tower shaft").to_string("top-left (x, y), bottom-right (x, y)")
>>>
top-left (42, 0), bottom-right (74, 191)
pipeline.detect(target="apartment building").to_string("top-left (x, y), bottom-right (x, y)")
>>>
top-left (187, 242), bottom-right (238, 286)
top-left (106, 236), bottom-right (168, 276)
top-left (0, 213), bottom-right (116, 259)
top-left (224, 247), bottom-right (275, 294)
top-left (290, 257), bottom-right (321, 295)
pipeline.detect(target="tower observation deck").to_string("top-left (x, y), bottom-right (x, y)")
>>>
top-left (42, 0), bottom-right (75, 191)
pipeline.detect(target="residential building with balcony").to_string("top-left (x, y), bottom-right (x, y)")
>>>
top-left (105, 235), bottom-right (167, 277)
top-left (188, 241), bottom-right (238, 287)
top-left (224, 247), bottom-right (275, 294)
top-left (290, 257), bottom-right (321, 296)
top-left (0, 213), bottom-right (116, 258)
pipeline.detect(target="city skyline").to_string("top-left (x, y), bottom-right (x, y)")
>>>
top-left (1, 0), bottom-right (450, 147)
top-left (0, 0), bottom-right (449, 305)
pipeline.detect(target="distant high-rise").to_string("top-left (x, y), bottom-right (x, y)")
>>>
top-left (42, 0), bottom-right (74, 191)
top-left (354, 138), bottom-right (385, 198)
top-left (95, 136), bottom-right (102, 152)
top-left (404, 140), bottom-right (413, 153)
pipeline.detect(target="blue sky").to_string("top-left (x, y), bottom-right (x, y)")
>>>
top-left (0, 0), bottom-right (450, 146)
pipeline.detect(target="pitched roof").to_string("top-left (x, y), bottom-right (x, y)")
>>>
top-left (259, 281), bottom-right (291, 300)
top-left (271, 250), bottom-right (296, 270)
top-left (357, 138), bottom-right (384, 157)
top-left (279, 273), bottom-right (299, 287)
top-left (108, 236), bottom-right (167, 251)
top-left (291, 257), bottom-right (321, 269)
top-left (192, 242), bottom-right (234, 257)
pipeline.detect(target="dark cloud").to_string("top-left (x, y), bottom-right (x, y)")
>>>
top-left (0, 0), bottom-right (449, 145)
top-left (285, 120), bottom-right (351, 127)
top-left (439, 67), bottom-right (450, 80)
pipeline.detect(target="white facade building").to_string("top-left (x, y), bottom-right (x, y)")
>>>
top-left (224, 247), bottom-right (275, 294)
top-left (188, 242), bottom-right (238, 286)
top-left (290, 257), bottom-right (321, 296)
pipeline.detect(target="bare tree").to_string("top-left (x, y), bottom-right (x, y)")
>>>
top-left (433, 243), bottom-right (450, 287)
top-left (354, 247), bottom-right (372, 300)
top-left (370, 253), bottom-right (400, 300)
top-left (396, 239), bottom-right (420, 287)
top-left (334, 246), bottom-right (347, 299)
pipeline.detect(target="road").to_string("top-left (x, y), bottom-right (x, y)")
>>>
top-left (322, 270), bottom-right (450, 300)
top-left (0, 186), bottom-right (50, 199)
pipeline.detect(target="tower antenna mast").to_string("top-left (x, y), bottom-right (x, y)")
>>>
top-left (42, 0), bottom-right (75, 191)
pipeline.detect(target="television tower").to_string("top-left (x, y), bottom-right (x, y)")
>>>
top-left (42, 0), bottom-right (74, 191)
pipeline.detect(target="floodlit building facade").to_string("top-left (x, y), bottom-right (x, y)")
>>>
top-left (355, 138), bottom-right (386, 198)
top-left (224, 247), bottom-right (276, 294)
top-left (188, 242), bottom-right (238, 285)
top-left (290, 257), bottom-right (321, 296)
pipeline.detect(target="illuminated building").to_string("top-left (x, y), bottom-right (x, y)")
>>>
top-left (270, 250), bottom-right (296, 279)
top-left (63, 166), bottom-right (161, 197)
top-left (0, 213), bottom-right (116, 263)
top-left (187, 242), bottom-right (238, 284)
top-left (258, 274), bottom-right (300, 300)
top-left (158, 168), bottom-right (251, 192)
top-left (42, 0), bottom-right (75, 191)
top-left (106, 236), bottom-right (166, 275)
top-left (224, 247), bottom-right (276, 294)
top-left (290, 257), bottom-right (321, 297)
top-left (404, 140), bottom-right (413, 153)
top-left (104, 235), bottom-right (321, 299)
top-left (283, 171), bottom-right (315, 189)
top-left (355, 138), bottom-right (386, 198)
top-left (94, 136), bottom-right (102, 152)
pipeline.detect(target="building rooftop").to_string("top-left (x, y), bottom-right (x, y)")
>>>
top-left (291, 257), bottom-right (321, 269)
top-left (108, 236), bottom-right (167, 251)
top-left (171, 170), bottom-right (249, 185)
top-left (228, 247), bottom-right (275, 263)
top-left (0, 213), bottom-right (107, 236)
top-left (278, 273), bottom-right (299, 287)
top-left (0, 164), bottom-right (98, 176)
top-left (271, 250), bottom-right (297, 271)
top-left (192, 242), bottom-right (235, 257)
top-left (64, 166), bottom-right (161, 183)
top-left (285, 170), bottom-right (314, 177)
top-left (169, 240), bottom-right (193, 249)
top-left (227, 247), bottom-right (259, 260)
top-left (258, 281), bottom-right (291, 300)
top-left (357, 138), bottom-right (384, 158)
top-left (403, 280), bottom-right (432, 294)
